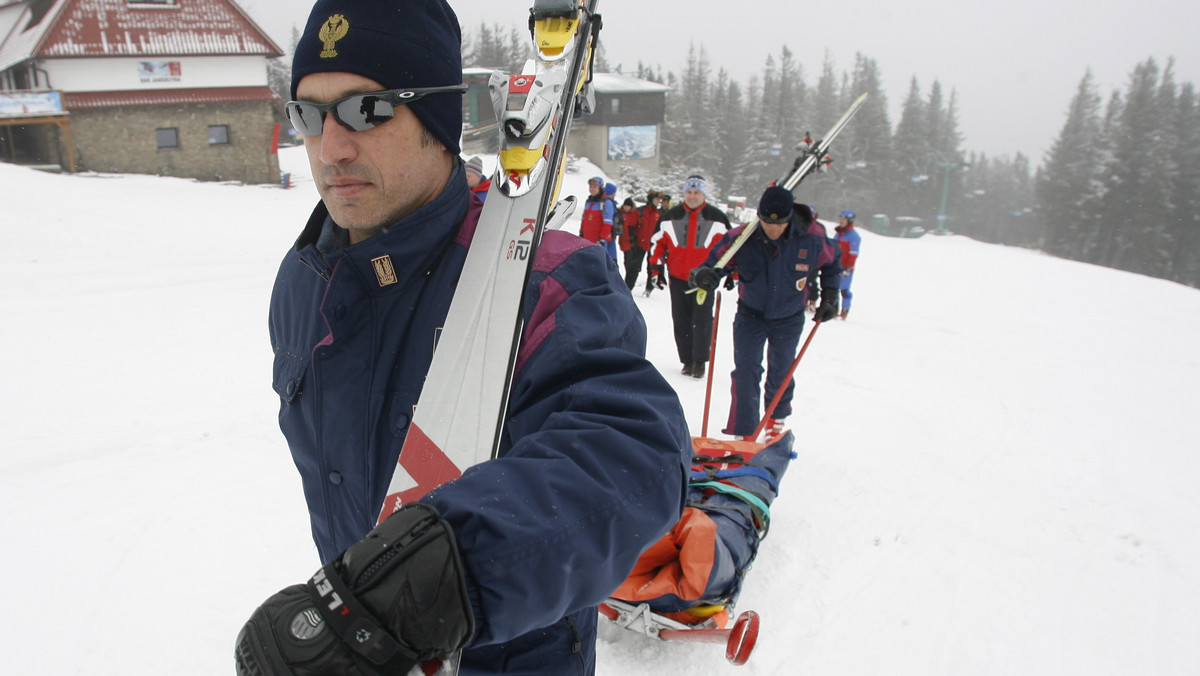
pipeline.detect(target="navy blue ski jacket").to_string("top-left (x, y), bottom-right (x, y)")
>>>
top-left (705, 219), bottom-right (842, 319)
top-left (269, 165), bottom-right (690, 673)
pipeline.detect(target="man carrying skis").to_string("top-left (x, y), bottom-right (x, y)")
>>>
top-left (649, 175), bottom-right (730, 378)
top-left (689, 185), bottom-right (841, 440)
top-left (237, 2), bottom-right (691, 674)
top-left (834, 209), bottom-right (861, 319)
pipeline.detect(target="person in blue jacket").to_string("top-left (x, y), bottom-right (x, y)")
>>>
top-left (603, 181), bottom-right (620, 260)
top-left (689, 186), bottom-right (842, 440)
top-left (235, 2), bottom-right (691, 675)
top-left (834, 209), bottom-right (862, 319)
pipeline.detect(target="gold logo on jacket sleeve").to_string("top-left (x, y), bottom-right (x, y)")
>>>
top-left (318, 14), bottom-right (349, 59)
top-left (371, 255), bottom-right (398, 287)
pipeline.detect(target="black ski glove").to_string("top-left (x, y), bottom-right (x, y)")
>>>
top-left (814, 289), bottom-right (840, 323)
top-left (235, 503), bottom-right (474, 676)
top-left (689, 265), bottom-right (720, 292)
top-left (650, 265), bottom-right (667, 290)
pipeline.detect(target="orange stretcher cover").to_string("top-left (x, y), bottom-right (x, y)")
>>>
top-left (611, 505), bottom-right (717, 603)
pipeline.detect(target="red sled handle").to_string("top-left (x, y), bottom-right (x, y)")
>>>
top-left (658, 610), bottom-right (760, 666)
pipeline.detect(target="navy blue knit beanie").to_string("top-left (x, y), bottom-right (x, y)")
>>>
top-left (291, 0), bottom-right (464, 154)
top-left (757, 185), bottom-right (795, 223)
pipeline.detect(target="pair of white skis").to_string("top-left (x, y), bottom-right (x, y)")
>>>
top-left (376, 4), bottom-right (602, 672)
top-left (379, 0), bottom-right (602, 522)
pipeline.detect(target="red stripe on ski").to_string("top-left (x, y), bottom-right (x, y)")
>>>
top-left (378, 423), bottom-right (463, 522)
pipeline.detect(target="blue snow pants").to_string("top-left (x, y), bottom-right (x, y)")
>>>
top-left (839, 270), bottom-right (854, 311)
top-left (723, 307), bottom-right (806, 437)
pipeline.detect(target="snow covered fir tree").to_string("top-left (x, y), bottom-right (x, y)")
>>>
top-left (189, 24), bottom-right (1200, 288)
top-left (625, 48), bottom-right (1200, 289)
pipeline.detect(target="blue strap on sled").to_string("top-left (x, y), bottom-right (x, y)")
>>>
top-left (689, 466), bottom-right (777, 491)
top-left (690, 480), bottom-right (772, 530)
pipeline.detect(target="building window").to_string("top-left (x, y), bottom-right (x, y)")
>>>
top-left (155, 128), bottom-right (179, 148)
top-left (208, 125), bottom-right (230, 145)
top-left (610, 97), bottom-right (620, 114)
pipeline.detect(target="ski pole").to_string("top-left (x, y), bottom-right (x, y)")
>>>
top-left (752, 317), bottom-right (823, 441)
top-left (701, 291), bottom-right (722, 437)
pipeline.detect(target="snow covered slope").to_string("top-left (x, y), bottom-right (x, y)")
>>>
top-left (2, 148), bottom-right (1198, 674)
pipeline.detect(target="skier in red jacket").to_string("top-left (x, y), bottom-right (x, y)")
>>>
top-left (649, 175), bottom-right (730, 378)
top-left (639, 190), bottom-right (665, 296)
top-left (617, 197), bottom-right (644, 289)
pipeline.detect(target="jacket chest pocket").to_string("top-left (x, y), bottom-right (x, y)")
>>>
top-left (272, 350), bottom-right (309, 404)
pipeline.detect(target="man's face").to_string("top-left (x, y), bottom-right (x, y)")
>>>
top-left (297, 72), bottom-right (453, 243)
top-left (466, 171), bottom-right (482, 188)
top-left (839, 216), bottom-right (850, 228)
top-left (588, 180), bottom-right (601, 195)
top-left (760, 218), bottom-right (789, 241)
top-left (683, 188), bottom-right (705, 210)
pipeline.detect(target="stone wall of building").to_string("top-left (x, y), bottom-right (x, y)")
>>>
top-left (69, 100), bottom-right (281, 184)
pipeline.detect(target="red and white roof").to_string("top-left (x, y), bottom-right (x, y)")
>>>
top-left (1, 0), bottom-right (282, 71)
top-left (63, 84), bottom-right (275, 108)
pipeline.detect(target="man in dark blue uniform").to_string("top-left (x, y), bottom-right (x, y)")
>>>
top-left (236, 2), bottom-right (690, 674)
top-left (690, 185), bottom-right (841, 440)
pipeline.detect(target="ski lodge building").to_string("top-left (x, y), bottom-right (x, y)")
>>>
top-left (567, 72), bottom-right (669, 176)
top-left (0, 0), bottom-right (671, 186)
top-left (458, 70), bottom-right (670, 177)
top-left (0, 0), bottom-right (284, 184)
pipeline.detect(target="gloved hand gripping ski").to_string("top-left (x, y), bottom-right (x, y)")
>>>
top-left (236, 504), bottom-right (474, 676)
top-left (689, 265), bottom-right (720, 293)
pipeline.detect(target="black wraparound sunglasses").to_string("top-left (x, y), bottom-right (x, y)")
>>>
top-left (285, 85), bottom-right (468, 135)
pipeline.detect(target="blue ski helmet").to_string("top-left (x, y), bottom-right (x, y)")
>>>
top-left (839, 209), bottom-right (856, 223)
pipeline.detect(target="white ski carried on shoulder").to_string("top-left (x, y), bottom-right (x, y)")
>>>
top-left (382, 4), bottom-right (601, 674)
top-left (378, 0), bottom-right (602, 519)
top-left (694, 92), bottom-right (870, 305)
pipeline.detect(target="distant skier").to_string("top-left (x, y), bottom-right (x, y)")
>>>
top-left (640, 190), bottom-right (665, 296)
top-left (617, 197), bottom-right (644, 289)
top-left (579, 175), bottom-right (616, 256)
top-left (603, 181), bottom-right (620, 260)
top-left (464, 155), bottom-right (490, 202)
top-left (835, 209), bottom-right (861, 319)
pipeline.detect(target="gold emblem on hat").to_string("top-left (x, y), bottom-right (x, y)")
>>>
top-left (371, 255), bottom-right (398, 287)
top-left (318, 14), bottom-right (349, 59)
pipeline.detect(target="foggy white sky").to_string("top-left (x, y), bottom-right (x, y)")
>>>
top-left (239, 0), bottom-right (1199, 165)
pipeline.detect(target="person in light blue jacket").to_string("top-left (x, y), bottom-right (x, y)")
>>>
top-left (236, 2), bottom-right (690, 675)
